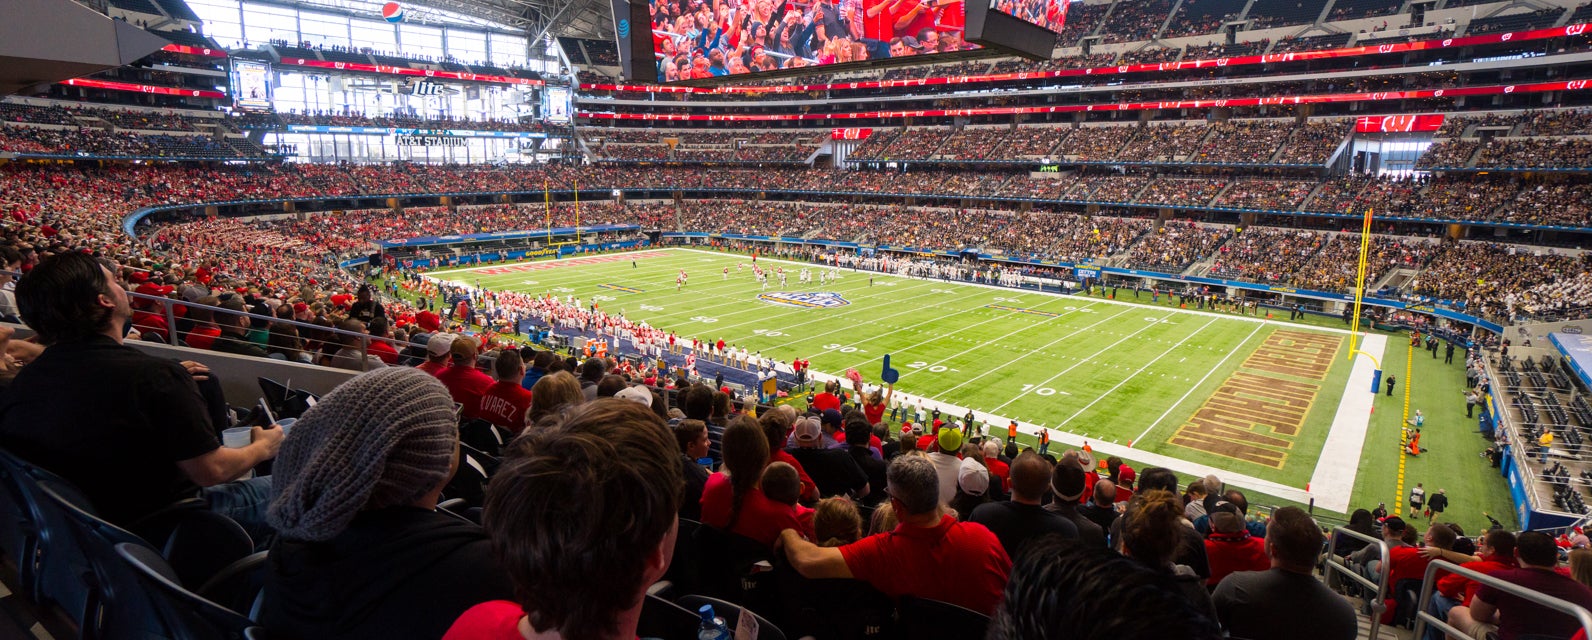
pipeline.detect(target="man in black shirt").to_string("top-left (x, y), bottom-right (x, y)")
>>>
top-left (347, 284), bottom-right (385, 324)
top-left (845, 416), bottom-right (887, 505)
top-left (0, 253), bottom-right (282, 535)
top-left (970, 452), bottom-right (1078, 558)
top-left (1046, 460), bottom-right (1106, 547)
top-left (1080, 479), bottom-right (1121, 533)
top-left (788, 416), bottom-right (869, 499)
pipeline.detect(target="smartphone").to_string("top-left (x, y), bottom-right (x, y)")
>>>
top-left (453, 402), bottom-right (464, 421)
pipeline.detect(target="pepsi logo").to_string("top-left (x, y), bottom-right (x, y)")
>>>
top-left (381, 1), bottom-right (404, 22)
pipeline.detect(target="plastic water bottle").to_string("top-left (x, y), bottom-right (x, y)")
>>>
top-left (697, 604), bottom-right (730, 640)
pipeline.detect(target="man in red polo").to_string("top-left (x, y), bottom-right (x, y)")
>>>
top-left (778, 455), bottom-right (1011, 615)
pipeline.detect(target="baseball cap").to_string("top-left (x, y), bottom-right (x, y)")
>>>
top-left (938, 427), bottom-right (963, 453)
top-left (135, 282), bottom-right (175, 297)
top-left (1118, 465), bottom-right (1136, 485)
top-left (1210, 502), bottom-right (1246, 534)
top-left (1383, 516), bottom-right (1408, 532)
top-left (821, 409), bottom-right (844, 430)
top-left (427, 333), bottom-right (457, 357)
top-left (902, 35), bottom-right (922, 50)
top-left (958, 457), bottom-right (989, 496)
top-left (793, 417), bottom-right (822, 444)
top-left (614, 385), bottom-right (653, 408)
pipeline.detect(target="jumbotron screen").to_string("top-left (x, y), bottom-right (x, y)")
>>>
top-left (990, 0), bottom-right (1069, 33)
top-left (647, 0), bottom-right (978, 80)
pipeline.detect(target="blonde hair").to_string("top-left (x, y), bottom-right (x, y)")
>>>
top-left (814, 498), bottom-right (862, 547)
top-left (1572, 549), bottom-right (1592, 588)
top-left (868, 501), bottom-right (898, 535)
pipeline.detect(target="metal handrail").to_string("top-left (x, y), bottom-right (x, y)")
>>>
top-left (126, 290), bottom-right (378, 362)
top-left (1324, 526), bottom-right (1392, 640)
top-left (1413, 559), bottom-right (1592, 640)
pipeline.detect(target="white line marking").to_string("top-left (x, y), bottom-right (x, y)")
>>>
top-left (1054, 316), bottom-right (1221, 429)
top-left (1132, 321), bottom-right (1268, 446)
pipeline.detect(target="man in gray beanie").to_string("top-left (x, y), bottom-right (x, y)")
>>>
top-left (260, 367), bottom-right (512, 640)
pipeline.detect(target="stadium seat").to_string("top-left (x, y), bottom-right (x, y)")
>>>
top-left (896, 596), bottom-right (991, 639)
top-left (196, 552), bottom-right (268, 622)
top-left (35, 479), bottom-right (165, 640)
top-left (114, 543), bottom-right (262, 640)
top-left (0, 447), bottom-right (97, 629)
top-left (442, 443), bottom-right (499, 508)
top-left (144, 506), bottom-right (254, 589)
top-left (691, 524), bottom-right (775, 611)
top-left (675, 594), bottom-right (786, 640)
top-left (0, 449), bottom-right (39, 599)
top-left (458, 418), bottom-right (510, 455)
top-left (638, 593), bottom-right (701, 639)
top-left (770, 564), bottom-right (894, 640)
top-left (662, 518), bottom-right (703, 595)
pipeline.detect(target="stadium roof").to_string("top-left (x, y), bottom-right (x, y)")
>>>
top-left (404, 0), bottom-right (611, 40)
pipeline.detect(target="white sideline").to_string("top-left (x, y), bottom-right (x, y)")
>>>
top-left (1308, 333), bottom-right (1387, 512)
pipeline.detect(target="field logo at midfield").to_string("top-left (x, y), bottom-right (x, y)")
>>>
top-left (758, 292), bottom-right (850, 309)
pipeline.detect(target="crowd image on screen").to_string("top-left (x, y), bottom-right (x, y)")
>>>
top-left (990, 0), bottom-right (1071, 31)
top-left (649, 0), bottom-right (978, 80)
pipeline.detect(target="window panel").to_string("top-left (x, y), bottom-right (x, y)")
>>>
top-left (399, 23), bottom-right (444, 57)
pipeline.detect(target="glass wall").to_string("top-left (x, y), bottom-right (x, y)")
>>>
top-left (185, 0), bottom-right (555, 71)
top-left (266, 131), bottom-right (546, 163)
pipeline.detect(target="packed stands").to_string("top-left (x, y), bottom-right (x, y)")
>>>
top-left (1209, 228), bottom-right (1325, 283)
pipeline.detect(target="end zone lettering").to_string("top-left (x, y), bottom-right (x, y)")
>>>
top-left (396, 135), bottom-right (465, 147)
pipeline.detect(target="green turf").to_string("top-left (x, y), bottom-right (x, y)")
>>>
top-left (424, 247), bottom-right (1519, 527)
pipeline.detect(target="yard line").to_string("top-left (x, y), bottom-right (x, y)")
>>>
top-left (836, 298), bottom-right (1094, 372)
top-left (988, 310), bottom-right (1180, 414)
top-left (927, 306), bottom-right (1138, 400)
top-left (1130, 321), bottom-right (1268, 446)
top-left (1053, 316), bottom-right (1220, 430)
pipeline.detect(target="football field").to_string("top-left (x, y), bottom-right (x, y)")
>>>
top-left (431, 247), bottom-right (1383, 511)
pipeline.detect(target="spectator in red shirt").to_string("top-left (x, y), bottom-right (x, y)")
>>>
top-left (812, 379), bottom-right (843, 413)
top-left (477, 350), bottom-right (532, 432)
top-left (701, 416), bottom-right (812, 546)
top-left (1203, 502), bottom-right (1269, 587)
top-left (129, 284), bottom-right (172, 343)
top-left (442, 400), bottom-right (682, 640)
top-left (760, 409), bottom-right (819, 503)
top-left (1449, 531), bottom-right (1592, 640)
top-left (365, 317), bottom-right (400, 365)
top-left (418, 332), bottom-right (455, 376)
top-left (183, 296), bottom-right (223, 350)
top-left (1424, 529), bottom-right (1517, 640)
top-left (778, 454), bottom-right (1012, 615)
top-left (435, 337), bottom-right (493, 420)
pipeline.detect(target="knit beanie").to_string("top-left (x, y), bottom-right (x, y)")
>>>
top-left (267, 367), bottom-right (459, 542)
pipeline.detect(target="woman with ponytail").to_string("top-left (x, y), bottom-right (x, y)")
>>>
top-left (700, 415), bottom-right (812, 546)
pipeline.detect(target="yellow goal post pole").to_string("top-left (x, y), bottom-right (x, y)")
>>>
top-left (543, 178), bottom-right (552, 244)
top-left (1347, 207), bottom-right (1376, 362)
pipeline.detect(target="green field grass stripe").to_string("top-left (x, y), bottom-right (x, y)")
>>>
top-left (840, 298), bottom-right (1095, 373)
top-left (989, 310), bottom-right (1179, 413)
top-left (983, 304), bottom-right (1061, 317)
top-left (925, 306), bottom-right (1138, 400)
top-left (1132, 321), bottom-right (1270, 446)
top-left (1054, 316), bottom-right (1221, 430)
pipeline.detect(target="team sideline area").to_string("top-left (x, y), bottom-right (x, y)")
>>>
top-left (9, 0), bottom-right (1592, 637)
